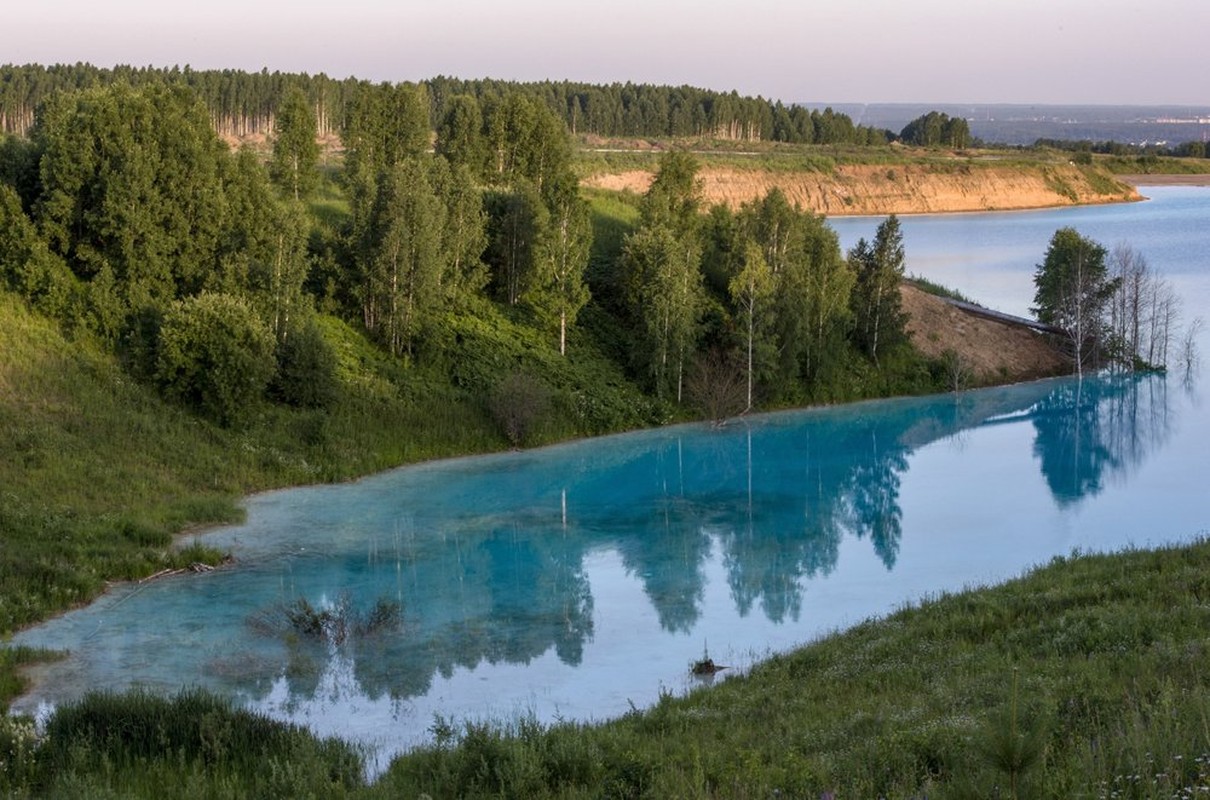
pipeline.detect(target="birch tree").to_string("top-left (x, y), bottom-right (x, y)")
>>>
top-left (1032, 228), bottom-right (1117, 376)
top-left (365, 158), bottom-right (444, 356)
top-left (728, 241), bottom-right (775, 412)
top-left (623, 224), bottom-right (703, 402)
top-left (528, 176), bottom-right (591, 355)
top-left (269, 86), bottom-right (319, 201)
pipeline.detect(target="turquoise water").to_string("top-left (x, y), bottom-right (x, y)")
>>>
top-left (12, 187), bottom-right (1210, 771)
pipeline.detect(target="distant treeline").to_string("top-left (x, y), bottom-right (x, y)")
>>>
top-left (1033, 138), bottom-right (1207, 160)
top-left (0, 63), bottom-right (894, 145)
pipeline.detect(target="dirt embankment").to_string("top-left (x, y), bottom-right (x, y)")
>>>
top-left (584, 162), bottom-right (1141, 216)
top-left (901, 284), bottom-right (1068, 384)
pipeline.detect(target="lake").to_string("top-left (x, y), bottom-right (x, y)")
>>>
top-left (11, 186), bottom-right (1210, 773)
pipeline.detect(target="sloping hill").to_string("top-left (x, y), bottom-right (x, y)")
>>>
top-left (902, 283), bottom-right (1068, 383)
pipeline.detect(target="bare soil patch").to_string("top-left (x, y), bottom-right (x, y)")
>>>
top-left (902, 284), bottom-right (1068, 384)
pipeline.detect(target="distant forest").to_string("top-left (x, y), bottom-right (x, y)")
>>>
top-left (0, 63), bottom-right (893, 145)
top-left (827, 102), bottom-right (1210, 152)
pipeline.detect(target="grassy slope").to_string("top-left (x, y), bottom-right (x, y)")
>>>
top-left (0, 286), bottom-right (656, 640)
top-left (7, 275), bottom-right (1203, 797)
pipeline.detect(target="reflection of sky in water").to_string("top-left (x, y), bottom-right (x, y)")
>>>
top-left (14, 373), bottom-right (1208, 772)
top-left (12, 189), bottom-right (1210, 773)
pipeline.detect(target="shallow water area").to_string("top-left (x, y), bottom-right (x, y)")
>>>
top-left (11, 186), bottom-right (1210, 774)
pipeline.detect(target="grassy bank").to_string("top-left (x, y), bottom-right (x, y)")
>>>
top-left (0, 284), bottom-right (663, 662)
top-left (4, 539), bottom-right (1208, 797)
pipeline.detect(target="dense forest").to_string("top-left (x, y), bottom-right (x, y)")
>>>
top-left (0, 63), bottom-right (893, 144)
top-left (0, 73), bottom-right (947, 446)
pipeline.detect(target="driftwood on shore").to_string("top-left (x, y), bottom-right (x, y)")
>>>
top-left (138, 558), bottom-right (230, 584)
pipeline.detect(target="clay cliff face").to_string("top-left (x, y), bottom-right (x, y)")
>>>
top-left (584, 162), bottom-right (1141, 216)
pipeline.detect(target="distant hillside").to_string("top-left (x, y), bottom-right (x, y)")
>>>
top-left (811, 102), bottom-right (1210, 147)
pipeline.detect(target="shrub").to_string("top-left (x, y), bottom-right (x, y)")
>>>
top-left (36, 688), bottom-right (364, 795)
top-left (155, 292), bottom-right (276, 426)
top-left (271, 318), bottom-right (339, 409)
top-left (489, 371), bottom-right (551, 447)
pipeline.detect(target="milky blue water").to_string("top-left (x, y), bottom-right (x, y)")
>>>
top-left (11, 186), bottom-right (1210, 773)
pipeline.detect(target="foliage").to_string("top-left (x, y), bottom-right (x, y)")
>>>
top-left (269, 85), bottom-right (320, 200)
top-left (0, 184), bottom-right (80, 322)
top-left (361, 156), bottom-right (445, 355)
top-left (907, 273), bottom-right (977, 306)
top-left (900, 110), bottom-right (972, 148)
top-left (248, 593), bottom-right (402, 646)
top-left (1032, 227), bottom-right (1117, 375)
top-left (727, 241), bottom-right (775, 411)
top-left (155, 292), bottom-right (277, 426)
top-left (848, 215), bottom-right (910, 364)
top-left (33, 83), bottom-right (230, 314)
top-left (527, 175), bottom-right (592, 355)
top-left (270, 318), bottom-right (340, 409)
top-left (726, 189), bottom-right (855, 401)
top-left (484, 181), bottom-right (548, 306)
top-left (622, 223), bottom-right (704, 401)
top-left (488, 371), bottom-right (552, 447)
top-left (34, 688), bottom-right (364, 797)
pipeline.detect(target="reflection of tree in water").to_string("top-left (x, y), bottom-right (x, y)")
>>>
top-left (610, 437), bottom-right (718, 633)
top-left (1032, 373), bottom-right (1173, 506)
top-left (614, 497), bottom-right (712, 633)
top-left (712, 415), bottom-right (911, 622)
top-left (216, 380), bottom-right (1129, 707)
top-left (223, 513), bottom-right (595, 705)
top-left (841, 428), bottom-right (908, 570)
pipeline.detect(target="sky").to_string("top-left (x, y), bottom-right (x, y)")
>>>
top-left (7, 0), bottom-right (1208, 106)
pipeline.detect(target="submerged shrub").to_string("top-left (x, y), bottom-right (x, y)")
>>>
top-left (247, 593), bottom-right (403, 646)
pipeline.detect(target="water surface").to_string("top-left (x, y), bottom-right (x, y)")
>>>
top-left (12, 187), bottom-right (1210, 771)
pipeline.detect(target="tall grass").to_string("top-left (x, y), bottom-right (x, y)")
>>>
top-left (27, 689), bottom-right (363, 798)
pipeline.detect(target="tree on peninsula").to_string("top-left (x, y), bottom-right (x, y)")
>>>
top-left (1032, 227), bottom-right (1117, 376)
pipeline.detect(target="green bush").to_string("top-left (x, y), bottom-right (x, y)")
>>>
top-left (271, 318), bottom-right (339, 409)
top-left (155, 292), bottom-right (276, 426)
top-left (489, 371), bottom-right (551, 447)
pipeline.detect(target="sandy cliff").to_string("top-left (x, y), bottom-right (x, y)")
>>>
top-left (584, 162), bottom-right (1141, 216)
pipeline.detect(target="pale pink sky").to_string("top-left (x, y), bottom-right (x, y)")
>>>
top-left (7, 0), bottom-right (1208, 105)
